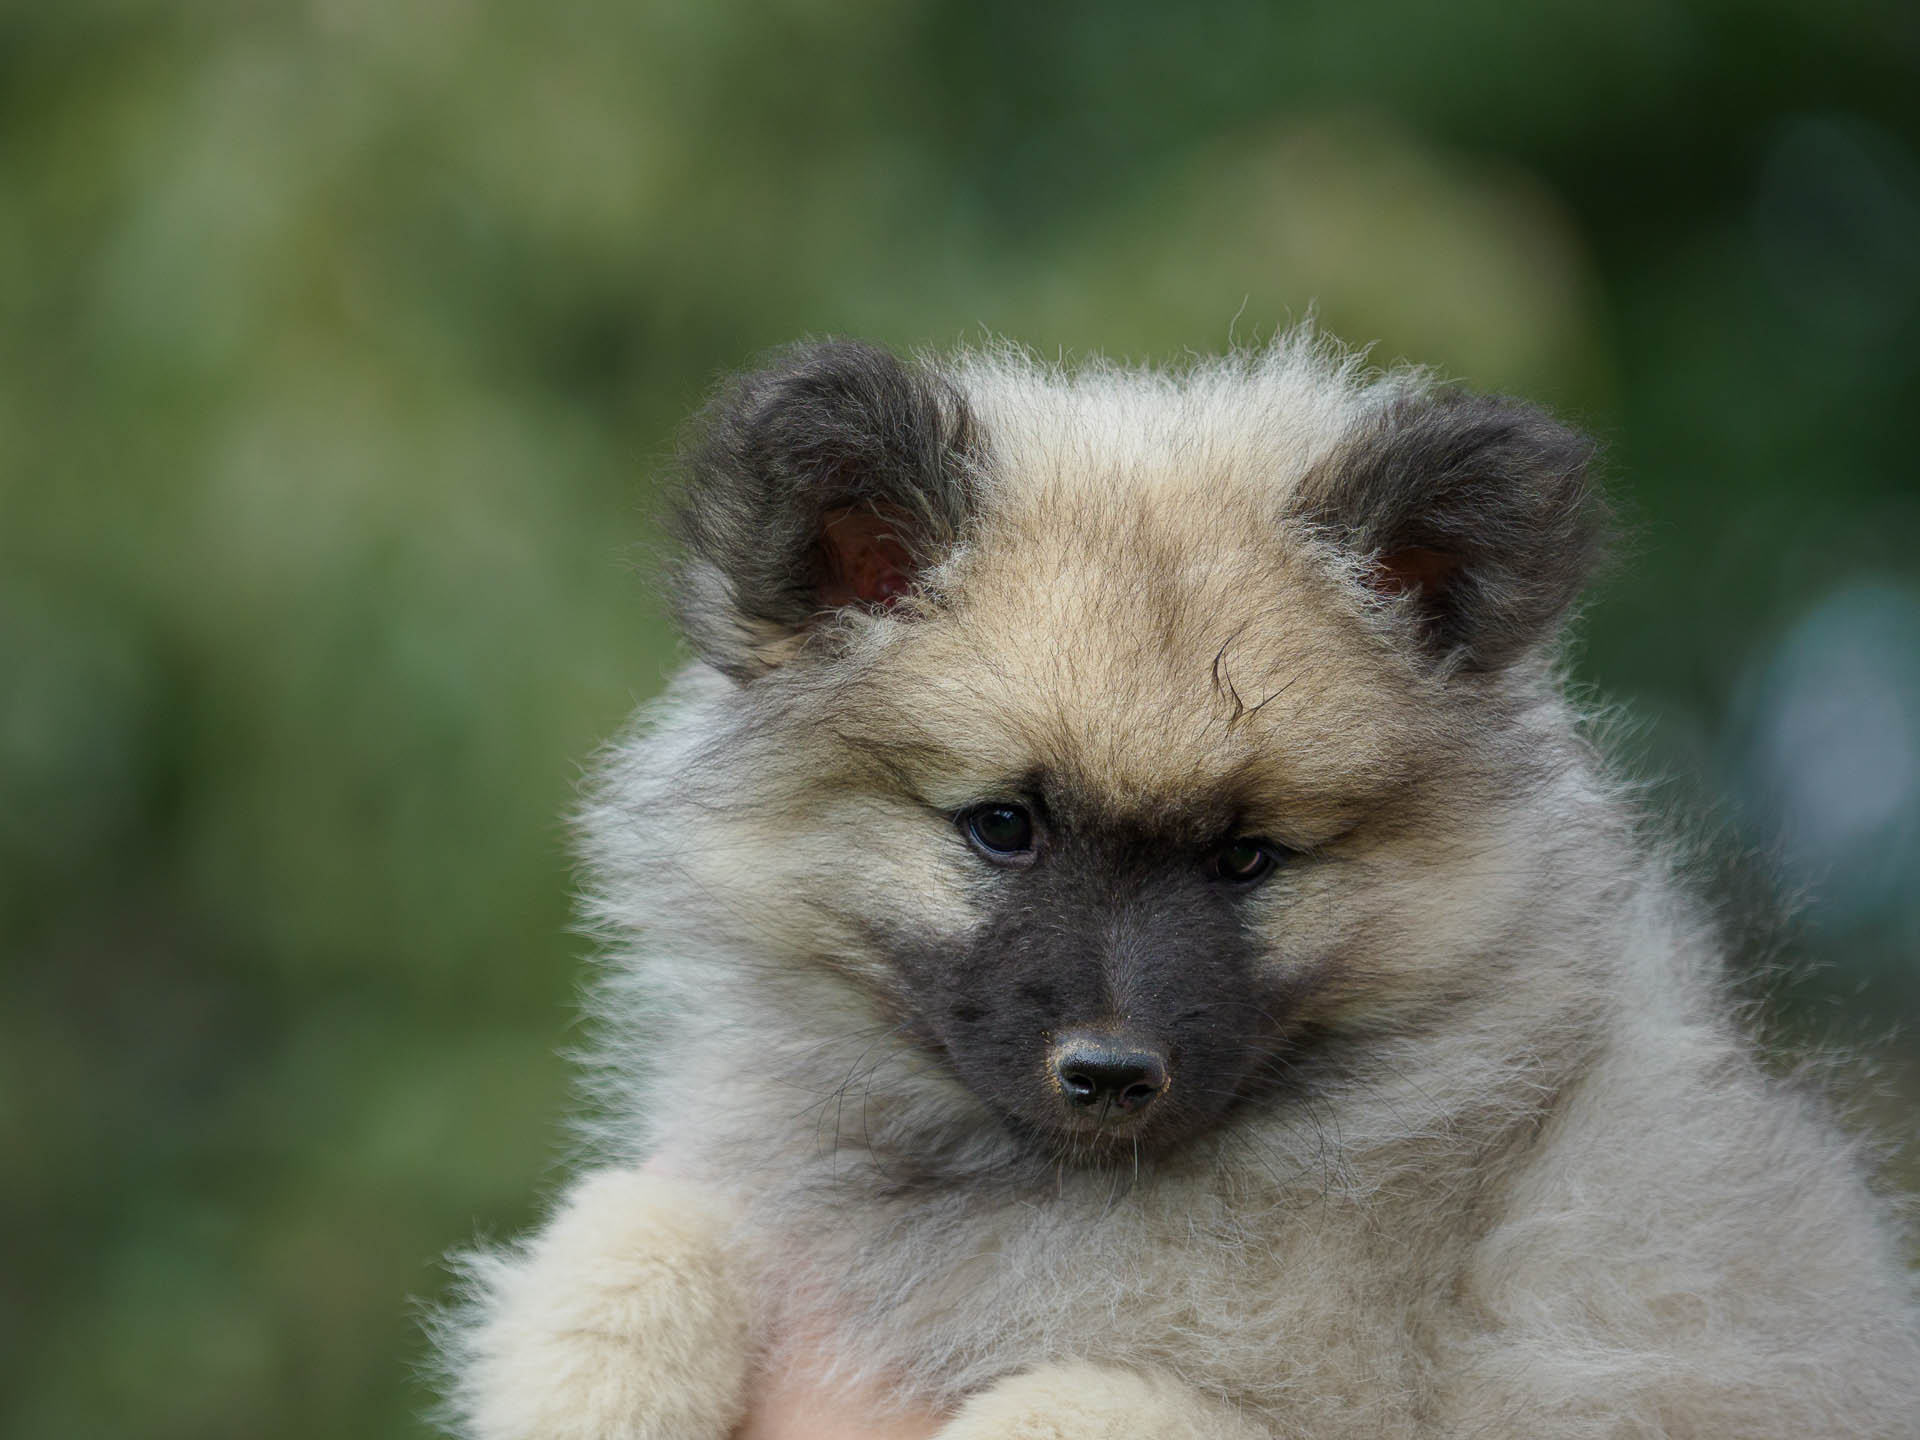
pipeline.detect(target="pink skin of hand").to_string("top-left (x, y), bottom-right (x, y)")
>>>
top-left (733, 1357), bottom-right (944, 1440)
top-left (634, 1157), bottom-right (945, 1440)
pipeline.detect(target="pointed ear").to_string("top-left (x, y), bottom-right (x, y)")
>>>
top-left (1294, 389), bottom-right (1610, 672)
top-left (669, 341), bottom-right (981, 678)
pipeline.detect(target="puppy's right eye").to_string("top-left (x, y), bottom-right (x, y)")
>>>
top-left (961, 804), bottom-right (1035, 860)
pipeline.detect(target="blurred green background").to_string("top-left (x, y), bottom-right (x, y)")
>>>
top-left (4, 2), bottom-right (1918, 1436)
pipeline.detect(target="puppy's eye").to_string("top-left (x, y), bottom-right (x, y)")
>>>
top-left (1211, 838), bottom-right (1280, 885)
top-left (961, 804), bottom-right (1035, 859)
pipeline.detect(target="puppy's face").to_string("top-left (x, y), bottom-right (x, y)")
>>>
top-left (822, 502), bottom-right (1421, 1161)
top-left (663, 339), bottom-right (1603, 1163)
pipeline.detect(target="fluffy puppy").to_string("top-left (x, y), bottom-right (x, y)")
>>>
top-left (443, 334), bottom-right (1920, 1439)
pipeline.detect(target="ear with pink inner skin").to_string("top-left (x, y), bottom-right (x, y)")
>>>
top-left (1297, 388), bottom-right (1608, 672)
top-left (669, 340), bottom-right (980, 678)
top-left (1367, 545), bottom-right (1463, 601)
top-left (818, 506), bottom-right (917, 611)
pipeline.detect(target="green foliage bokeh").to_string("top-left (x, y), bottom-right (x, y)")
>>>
top-left (3, 3), bottom-right (1917, 1436)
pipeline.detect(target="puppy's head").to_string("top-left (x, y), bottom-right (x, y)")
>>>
top-left (655, 337), bottom-right (1607, 1164)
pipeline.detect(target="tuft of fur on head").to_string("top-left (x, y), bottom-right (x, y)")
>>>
top-left (486, 329), bottom-right (1917, 1436)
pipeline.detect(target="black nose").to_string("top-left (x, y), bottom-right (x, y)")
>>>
top-left (1052, 1034), bottom-right (1168, 1113)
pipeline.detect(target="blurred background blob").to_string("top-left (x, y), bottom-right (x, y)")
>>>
top-left (1, 2), bottom-right (1916, 1437)
top-left (1738, 580), bottom-right (1920, 939)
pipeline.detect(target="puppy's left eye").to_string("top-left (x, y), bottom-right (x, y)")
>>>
top-left (1211, 838), bottom-right (1281, 885)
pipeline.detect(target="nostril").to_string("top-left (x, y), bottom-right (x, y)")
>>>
top-left (1061, 1069), bottom-right (1100, 1103)
top-left (1051, 1034), bottom-right (1169, 1114)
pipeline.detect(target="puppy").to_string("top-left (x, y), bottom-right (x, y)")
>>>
top-left (442, 334), bottom-right (1920, 1438)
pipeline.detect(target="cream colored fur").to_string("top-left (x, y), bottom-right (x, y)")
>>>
top-left (442, 335), bottom-right (1920, 1439)
top-left (938, 1364), bottom-right (1268, 1440)
top-left (454, 1171), bottom-right (750, 1440)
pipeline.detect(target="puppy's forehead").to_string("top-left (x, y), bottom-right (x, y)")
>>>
top-left (892, 464), bottom-right (1422, 826)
